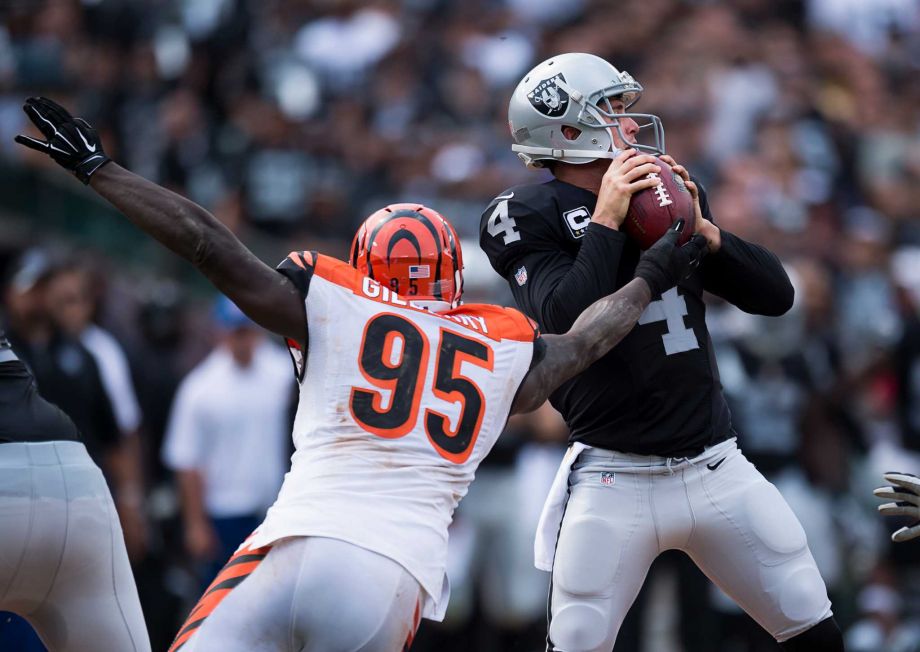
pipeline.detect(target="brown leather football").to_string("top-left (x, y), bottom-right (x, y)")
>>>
top-left (623, 159), bottom-right (695, 249)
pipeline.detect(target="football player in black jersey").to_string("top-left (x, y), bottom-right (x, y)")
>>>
top-left (480, 53), bottom-right (844, 652)
top-left (0, 328), bottom-right (150, 651)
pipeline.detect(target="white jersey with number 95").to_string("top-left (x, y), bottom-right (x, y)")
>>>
top-left (247, 251), bottom-right (539, 620)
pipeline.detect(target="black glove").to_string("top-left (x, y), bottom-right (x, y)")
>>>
top-left (633, 220), bottom-right (709, 296)
top-left (14, 96), bottom-right (110, 184)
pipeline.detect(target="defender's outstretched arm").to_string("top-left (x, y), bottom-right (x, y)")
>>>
top-left (90, 164), bottom-right (305, 340)
top-left (15, 97), bottom-right (304, 341)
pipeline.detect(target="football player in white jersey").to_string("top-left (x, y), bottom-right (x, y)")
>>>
top-left (16, 97), bottom-right (707, 652)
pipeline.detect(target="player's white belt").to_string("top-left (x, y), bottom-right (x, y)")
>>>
top-left (576, 437), bottom-right (736, 474)
top-left (534, 438), bottom-right (738, 570)
top-left (0, 348), bottom-right (18, 363)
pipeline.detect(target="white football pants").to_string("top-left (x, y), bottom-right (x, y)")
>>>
top-left (172, 536), bottom-right (423, 652)
top-left (0, 441), bottom-right (150, 652)
top-left (548, 439), bottom-right (832, 651)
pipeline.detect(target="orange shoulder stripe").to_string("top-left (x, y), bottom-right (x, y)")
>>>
top-left (443, 304), bottom-right (539, 343)
top-left (312, 253), bottom-right (363, 291)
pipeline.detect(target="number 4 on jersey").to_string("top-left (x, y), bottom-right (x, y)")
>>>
top-left (487, 199), bottom-right (520, 244)
top-left (639, 287), bottom-right (700, 355)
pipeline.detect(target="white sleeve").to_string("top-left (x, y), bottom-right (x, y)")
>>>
top-left (161, 376), bottom-right (204, 471)
top-left (81, 326), bottom-right (142, 433)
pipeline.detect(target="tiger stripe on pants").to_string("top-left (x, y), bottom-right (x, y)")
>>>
top-left (168, 542), bottom-right (271, 651)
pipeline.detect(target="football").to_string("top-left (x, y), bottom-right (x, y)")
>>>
top-left (623, 159), bottom-right (695, 249)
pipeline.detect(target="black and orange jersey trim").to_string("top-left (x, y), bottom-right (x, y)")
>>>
top-left (167, 542), bottom-right (272, 651)
top-left (300, 252), bottom-right (542, 345)
top-left (276, 250), bottom-right (317, 299)
top-left (276, 250), bottom-right (317, 382)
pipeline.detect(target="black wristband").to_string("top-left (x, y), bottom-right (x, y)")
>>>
top-left (74, 154), bottom-right (111, 185)
top-left (633, 260), bottom-right (668, 297)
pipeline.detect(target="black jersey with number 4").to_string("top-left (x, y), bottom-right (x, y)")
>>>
top-left (479, 178), bottom-right (794, 456)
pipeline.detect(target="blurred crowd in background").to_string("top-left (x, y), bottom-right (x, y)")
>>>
top-left (2, 0), bottom-right (920, 650)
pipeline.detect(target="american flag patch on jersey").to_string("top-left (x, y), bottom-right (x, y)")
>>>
top-left (409, 265), bottom-right (430, 279)
top-left (514, 266), bottom-right (528, 286)
top-left (600, 472), bottom-right (616, 486)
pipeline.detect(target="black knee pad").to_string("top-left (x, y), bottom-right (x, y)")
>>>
top-left (780, 617), bottom-right (844, 652)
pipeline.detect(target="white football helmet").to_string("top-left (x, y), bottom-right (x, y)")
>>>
top-left (508, 52), bottom-right (665, 168)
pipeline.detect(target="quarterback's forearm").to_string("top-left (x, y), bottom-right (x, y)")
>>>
top-left (90, 164), bottom-right (304, 338)
top-left (511, 278), bottom-right (650, 414)
top-left (702, 230), bottom-right (793, 316)
top-left (517, 223), bottom-right (627, 333)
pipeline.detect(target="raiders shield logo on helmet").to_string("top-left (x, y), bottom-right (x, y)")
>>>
top-left (527, 74), bottom-right (569, 117)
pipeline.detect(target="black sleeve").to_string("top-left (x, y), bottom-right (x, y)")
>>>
top-left (480, 194), bottom-right (626, 334)
top-left (275, 251), bottom-right (317, 299)
top-left (274, 251), bottom-right (315, 370)
top-left (507, 225), bottom-right (626, 334)
top-left (89, 355), bottom-right (120, 449)
top-left (697, 184), bottom-right (794, 316)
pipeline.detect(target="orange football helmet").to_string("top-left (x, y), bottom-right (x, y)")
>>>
top-left (349, 203), bottom-right (464, 308)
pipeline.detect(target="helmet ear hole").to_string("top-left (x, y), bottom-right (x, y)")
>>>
top-left (561, 125), bottom-right (581, 141)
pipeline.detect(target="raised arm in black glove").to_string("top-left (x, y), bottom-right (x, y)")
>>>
top-left (15, 96), bottom-right (110, 184)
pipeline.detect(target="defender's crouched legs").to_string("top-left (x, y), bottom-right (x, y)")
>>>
top-left (174, 536), bottom-right (423, 652)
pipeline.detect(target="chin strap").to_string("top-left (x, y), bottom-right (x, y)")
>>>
top-left (511, 143), bottom-right (663, 168)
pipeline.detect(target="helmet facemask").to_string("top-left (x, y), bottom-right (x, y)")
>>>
top-left (571, 90), bottom-right (666, 159)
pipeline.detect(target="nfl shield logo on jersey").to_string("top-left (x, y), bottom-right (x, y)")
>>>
top-left (600, 472), bottom-right (616, 486)
top-left (514, 266), bottom-right (528, 286)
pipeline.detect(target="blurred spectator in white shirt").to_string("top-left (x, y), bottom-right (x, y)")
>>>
top-left (162, 295), bottom-right (293, 590)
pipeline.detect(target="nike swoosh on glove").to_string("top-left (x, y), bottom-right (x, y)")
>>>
top-left (14, 96), bottom-right (110, 184)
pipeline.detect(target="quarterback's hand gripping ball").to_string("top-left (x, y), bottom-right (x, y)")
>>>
top-left (875, 472), bottom-right (920, 542)
top-left (623, 158), bottom-right (696, 249)
top-left (15, 96), bottom-right (110, 184)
